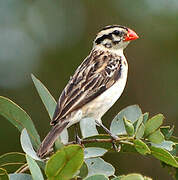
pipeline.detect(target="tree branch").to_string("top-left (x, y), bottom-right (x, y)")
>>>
top-left (66, 136), bottom-right (134, 146)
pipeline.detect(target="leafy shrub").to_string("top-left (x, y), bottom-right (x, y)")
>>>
top-left (0, 74), bottom-right (178, 180)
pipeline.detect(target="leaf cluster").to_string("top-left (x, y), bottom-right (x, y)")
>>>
top-left (0, 74), bottom-right (178, 180)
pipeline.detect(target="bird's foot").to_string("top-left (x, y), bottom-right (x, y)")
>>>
top-left (112, 143), bottom-right (121, 152)
top-left (95, 120), bottom-right (120, 151)
top-left (74, 124), bottom-right (82, 145)
top-left (76, 134), bottom-right (82, 145)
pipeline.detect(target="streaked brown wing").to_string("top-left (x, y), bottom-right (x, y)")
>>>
top-left (51, 50), bottom-right (122, 125)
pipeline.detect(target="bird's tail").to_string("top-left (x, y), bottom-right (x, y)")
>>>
top-left (37, 122), bottom-right (69, 158)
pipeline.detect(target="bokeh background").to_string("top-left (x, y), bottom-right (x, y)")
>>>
top-left (0, 0), bottom-right (178, 179)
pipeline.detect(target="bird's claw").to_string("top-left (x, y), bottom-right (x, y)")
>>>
top-left (76, 134), bottom-right (82, 145)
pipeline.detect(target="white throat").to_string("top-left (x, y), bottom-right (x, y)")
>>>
top-left (93, 44), bottom-right (124, 57)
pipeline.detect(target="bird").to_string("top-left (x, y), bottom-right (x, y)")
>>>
top-left (37, 25), bottom-right (139, 158)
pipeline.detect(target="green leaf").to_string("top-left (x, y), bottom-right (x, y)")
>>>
top-left (80, 117), bottom-right (99, 138)
top-left (151, 140), bottom-right (175, 151)
top-left (135, 123), bottom-right (145, 139)
top-left (144, 114), bottom-right (164, 137)
top-left (123, 117), bottom-right (134, 136)
top-left (31, 74), bottom-right (68, 144)
top-left (84, 147), bottom-right (107, 159)
top-left (9, 173), bottom-right (32, 180)
top-left (147, 129), bottom-right (164, 144)
top-left (0, 152), bottom-right (26, 173)
top-left (36, 161), bottom-right (46, 171)
top-left (20, 129), bottom-right (42, 161)
top-left (133, 139), bottom-right (151, 155)
top-left (45, 144), bottom-right (84, 180)
top-left (110, 105), bottom-right (142, 135)
top-left (120, 173), bottom-right (144, 180)
top-left (0, 168), bottom-right (9, 180)
top-left (143, 112), bottom-right (149, 124)
top-left (0, 96), bottom-right (40, 149)
top-left (135, 114), bottom-right (143, 132)
top-left (31, 74), bottom-right (56, 119)
top-left (85, 157), bottom-right (115, 177)
top-left (26, 155), bottom-right (44, 180)
top-left (84, 174), bottom-right (109, 180)
top-left (160, 126), bottom-right (174, 140)
top-left (78, 162), bottom-right (88, 179)
top-left (150, 146), bottom-right (178, 168)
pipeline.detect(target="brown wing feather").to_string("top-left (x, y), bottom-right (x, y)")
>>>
top-left (51, 50), bottom-right (122, 125)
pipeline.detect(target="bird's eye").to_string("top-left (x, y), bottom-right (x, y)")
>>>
top-left (113, 30), bottom-right (122, 36)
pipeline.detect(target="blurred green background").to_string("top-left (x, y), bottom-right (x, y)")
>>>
top-left (0, 0), bottom-right (178, 179)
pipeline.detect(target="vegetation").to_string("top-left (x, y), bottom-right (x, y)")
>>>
top-left (0, 74), bottom-right (178, 180)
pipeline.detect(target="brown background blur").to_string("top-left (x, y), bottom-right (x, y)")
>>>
top-left (0, 0), bottom-right (178, 179)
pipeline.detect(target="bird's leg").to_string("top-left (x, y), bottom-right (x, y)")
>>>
top-left (95, 120), bottom-right (118, 140)
top-left (75, 124), bottom-right (82, 145)
top-left (95, 120), bottom-right (119, 151)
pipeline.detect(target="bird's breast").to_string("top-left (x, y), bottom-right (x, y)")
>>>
top-left (82, 58), bottom-right (128, 120)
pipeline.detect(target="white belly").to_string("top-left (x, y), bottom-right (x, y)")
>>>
top-left (81, 61), bottom-right (128, 122)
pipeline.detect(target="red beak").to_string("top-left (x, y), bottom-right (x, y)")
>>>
top-left (124, 28), bottom-right (139, 41)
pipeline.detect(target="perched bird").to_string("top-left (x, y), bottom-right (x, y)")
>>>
top-left (37, 25), bottom-right (139, 157)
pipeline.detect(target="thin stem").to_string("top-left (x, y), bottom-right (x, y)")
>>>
top-left (66, 136), bottom-right (134, 145)
top-left (41, 136), bottom-right (136, 158)
top-left (15, 163), bottom-right (29, 173)
top-left (119, 140), bottom-right (134, 146)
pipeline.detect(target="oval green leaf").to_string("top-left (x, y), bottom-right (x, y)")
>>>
top-left (135, 114), bottom-right (143, 132)
top-left (9, 173), bottom-right (32, 180)
top-left (147, 130), bottom-right (164, 144)
top-left (31, 74), bottom-right (68, 144)
top-left (135, 123), bottom-right (145, 139)
top-left (84, 147), bottom-right (107, 159)
top-left (85, 174), bottom-right (109, 180)
top-left (123, 117), bottom-right (134, 136)
top-left (45, 144), bottom-right (84, 180)
top-left (26, 155), bottom-right (44, 180)
top-left (0, 168), bottom-right (9, 180)
top-left (133, 139), bottom-right (151, 155)
top-left (144, 114), bottom-right (164, 137)
top-left (0, 96), bottom-right (40, 149)
top-left (0, 152), bottom-right (26, 173)
top-left (110, 105), bottom-right (142, 135)
top-left (150, 146), bottom-right (178, 168)
top-left (143, 112), bottom-right (149, 124)
top-left (85, 157), bottom-right (115, 177)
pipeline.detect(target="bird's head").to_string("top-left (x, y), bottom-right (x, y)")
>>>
top-left (94, 25), bottom-right (139, 52)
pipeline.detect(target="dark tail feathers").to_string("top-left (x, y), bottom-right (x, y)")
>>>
top-left (37, 122), bottom-right (69, 158)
